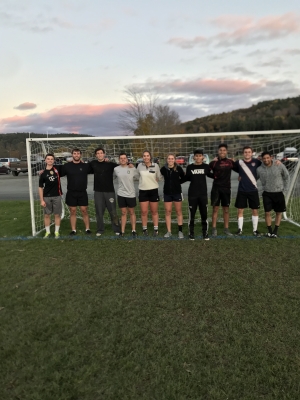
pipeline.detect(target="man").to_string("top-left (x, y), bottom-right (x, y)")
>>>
top-left (183, 149), bottom-right (213, 240)
top-left (114, 152), bottom-right (139, 237)
top-left (234, 146), bottom-right (262, 236)
top-left (209, 143), bottom-right (236, 237)
top-left (39, 153), bottom-right (62, 239)
top-left (89, 147), bottom-right (121, 236)
top-left (60, 148), bottom-right (92, 235)
top-left (257, 151), bottom-right (290, 238)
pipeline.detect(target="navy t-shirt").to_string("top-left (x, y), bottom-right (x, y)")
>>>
top-left (234, 158), bottom-right (261, 192)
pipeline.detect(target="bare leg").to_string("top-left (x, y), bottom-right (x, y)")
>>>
top-left (140, 201), bottom-right (149, 226)
top-left (120, 207), bottom-right (127, 232)
top-left (69, 206), bottom-right (77, 230)
top-left (149, 202), bottom-right (159, 226)
top-left (164, 202), bottom-right (172, 232)
top-left (222, 206), bottom-right (229, 228)
top-left (212, 206), bottom-right (219, 228)
top-left (265, 211), bottom-right (272, 227)
top-left (54, 214), bottom-right (61, 227)
top-left (275, 212), bottom-right (282, 226)
top-left (80, 206), bottom-right (90, 230)
top-left (128, 208), bottom-right (136, 231)
top-left (174, 201), bottom-right (183, 225)
top-left (44, 214), bottom-right (51, 228)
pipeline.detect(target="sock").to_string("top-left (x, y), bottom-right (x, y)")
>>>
top-left (154, 226), bottom-right (158, 231)
top-left (45, 226), bottom-right (50, 233)
top-left (178, 225), bottom-right (183, 232)
top-left (132, 230), bottom-right (136, 233)
top-left (142, 226), bottom-right (147, 231)
top-left (55, 225), bottom-right (60, 233)
top-left (273, 225), bottom-right (279, 234)
top-left (252, 216), bottom-right (258, 232)
top-left (238, 217), bottom-right (244, 230)
top-left (267, 225), bottom-right (272, 234)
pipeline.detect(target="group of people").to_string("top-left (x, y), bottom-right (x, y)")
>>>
top-left (38, 144), bottom-right (290, 240)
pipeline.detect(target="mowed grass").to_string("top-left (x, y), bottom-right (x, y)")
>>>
top-left (0, 201), bottom-right (300, 399)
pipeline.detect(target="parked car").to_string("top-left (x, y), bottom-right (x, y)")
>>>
top-left (281, 147), bottom-right (298, 169)
top-left (10, 154), bottom-right (45, 176)
top-left (0, 157), bottom-right (20, 169)
top-left (0, 162), bottom-right (11, 174)
top-left (188, 153), bottom-right (210, 165)
top-left (176, 156), bottom-right (187, 166)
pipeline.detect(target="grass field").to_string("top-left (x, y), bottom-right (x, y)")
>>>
top-left (1, 201), bottom-right (300, 399)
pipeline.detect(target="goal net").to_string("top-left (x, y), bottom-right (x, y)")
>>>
top-left (26, 130), bottom-right (300, 236)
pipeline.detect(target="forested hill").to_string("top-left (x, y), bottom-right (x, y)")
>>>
top-left (182, 96), bottom-right (300, 133)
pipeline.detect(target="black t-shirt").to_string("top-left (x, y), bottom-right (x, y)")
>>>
top-left (209, 158), bottom-right (236, 190)
top-left (39, 167), bottom-right (62, 197)
top-left (60, 162), bottom-right (92, 192)
top-left (89, 160), bottom-right (117, 192)
top-left (160, 165), bottom-right (185, 195)
top-left (183, 163), bottom-right (213, 197)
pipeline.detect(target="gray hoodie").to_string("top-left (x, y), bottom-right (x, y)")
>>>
top-left (257, 162), bottom-right (290, 193)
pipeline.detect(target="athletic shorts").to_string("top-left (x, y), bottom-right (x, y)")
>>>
top-left (262, 191), bottom-right (286, 213)
top-left (139, 188), bottom-right (160, 203)
top-left (44, 196), bottom-right (62, 215)
top-left (164, 193), bottom-right (182, 202)
top-left (66, 190), bottom-right (88, 207)
top-left (211, 187), bottom-right (231, 207)
top-left (235, 191), bottom-right (260, 210)
top-left (117, 195), bottom-right (137, 208)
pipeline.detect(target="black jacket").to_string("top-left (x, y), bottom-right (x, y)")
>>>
top-left (160, 164), bottom-right (185, 195)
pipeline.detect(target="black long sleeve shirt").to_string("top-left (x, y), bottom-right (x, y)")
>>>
top-left (183, 163), bottom-right (213, 197)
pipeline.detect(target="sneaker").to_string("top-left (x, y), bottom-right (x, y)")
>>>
top-left (178, 231), bottom-right (184, 239)
top-left (164, 232), bottom-right (172, 238)
top-left (132, 231), bottom-right (137, 238)
top-left (189, 234), bottom-right (195, 241)
top-left (153, 230), bottom-right (159, 237)
top-left (119, 232), bottom-right (124, 237)
top-left (85, 229), bottom-right (91, 235)
top-left (43, 232), bottom-right (50, 239)
top-left (69, 230), bottom-right (76, 236)
top-left (271, 233), bottom-right (278, 238)
top-left (115, 232), bottom-right (120, 236)
top-left (235, 229), bottom-right (243, 236)
top-left (203, 232), bottom-right (210, 241)
top-left (265, 232), bottom-right (272, 238)
top-left (96, 232), bottom-right (102, 237)
top-left (224, 229), bottom-right (233, 236)
top-left (142, 229), bottom-right (148, 236)
top-left (211, 228), bottom-right (217, 237)
top-left (253, 230), bottom-right (261, 237)
top-left (54, 232), bottom-right (60, 239)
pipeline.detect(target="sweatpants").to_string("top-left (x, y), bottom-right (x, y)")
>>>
top-left (94, 191), bottom-right (120, 234)
top-left (188, 195), bottom-right (208, 234)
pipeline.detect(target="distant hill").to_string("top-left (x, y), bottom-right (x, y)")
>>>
top-left (182, 96), bottom-right (300, 133)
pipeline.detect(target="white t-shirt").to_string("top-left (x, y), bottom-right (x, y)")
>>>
top-left (114, 165), bottom-right (139, 197)
top-left (137, 163), bottom-right (162, 190)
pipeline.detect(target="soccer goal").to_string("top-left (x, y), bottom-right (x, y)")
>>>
top-left (26, 130), bottom-right (300, 236)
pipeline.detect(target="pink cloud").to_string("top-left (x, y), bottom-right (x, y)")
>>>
top-left (14, 102), bottom-right (37, 110)
top-left (168, 13), bottom-right (300, 48)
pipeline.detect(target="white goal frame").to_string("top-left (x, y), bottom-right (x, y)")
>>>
top-left (26, 129), bottom-right (300, 236)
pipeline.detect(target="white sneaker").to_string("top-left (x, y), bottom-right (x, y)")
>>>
top-left (178, 231), bottom-right (184, 239)
top-left (164, 232), bottom-right (172, 238)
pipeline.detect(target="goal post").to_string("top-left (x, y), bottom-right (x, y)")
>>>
top-left (26, 129), bottom-right (300, 236)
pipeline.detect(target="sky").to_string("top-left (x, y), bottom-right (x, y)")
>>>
top-left (1, 0), bottom-right (300, 136)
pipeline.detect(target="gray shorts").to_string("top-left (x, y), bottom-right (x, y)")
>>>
top-left (44, 196), bottom-right (62, 215)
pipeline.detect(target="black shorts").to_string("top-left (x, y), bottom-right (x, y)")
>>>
top-left (211, 187), bottom-right (231, 207)
top-left (164, 193), bottom-right (182, 202)
top-left (262, 191), bottom-right (286, 213)
top-left (139, 188), bottom-right (160, 203)
top-left (235, 191), bottom-right (260, 210)
top-left (117, 195), bottom-right (137, 208)
top-left (66, 190), bottom-right (88, 207)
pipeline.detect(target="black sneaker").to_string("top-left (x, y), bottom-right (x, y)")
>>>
top-left (271, 233), bottom-right (278, 238)
top-left (253, 230), bottom-right (261, 237)
top-left (265, 232), bottom-right (272, 238)
top-left (142, 229), bottom-right (148, 236)
top-left (203, 232), bottom-right (210, 241)
top-left (153, 230), bottom-right (159, 237)
top-left (189, 234), bottom-right (195, 241)
top-left (236, 229), bottom-right (243, 236)
top-left (119, 232), bottom-right (124, 237)
top-left (85, 229), bottom-right (91, 235)
top-left (69, 230), bottom-right (76, 236)
top-left (132, 231), bottom-right (137, 238)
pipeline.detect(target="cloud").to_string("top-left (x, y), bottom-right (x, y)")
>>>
top-left (14, 102), bottom-right (37, 110)
top-left (0, 104), bottom-right (126, 136)
top-left (167, 13), bottom-right (300, 48)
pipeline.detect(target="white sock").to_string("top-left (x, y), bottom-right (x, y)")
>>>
top-left (238, 217), bottom-right (243, 230)
top-left (45, 226), bottom-right (50, 233)
top-left (252, 216), bottom-right (258, 231)
top-left (154, 226), bottom-right (158, 231)
top-left (142, 226), bottom-right (147, 230)
top-left (55, 225), bottom-right (60, 233)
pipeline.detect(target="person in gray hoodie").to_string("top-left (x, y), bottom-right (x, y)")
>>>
top-left (257, 151), bottom-right (290, 238)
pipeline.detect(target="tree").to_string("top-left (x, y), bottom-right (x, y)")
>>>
top-left (119, 88), bottom-right (182, 136)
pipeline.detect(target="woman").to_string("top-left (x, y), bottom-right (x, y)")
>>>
top-left (137, 150), bottom-right (162, 236)
top-left (160, 154), bottom-right (185, 238)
